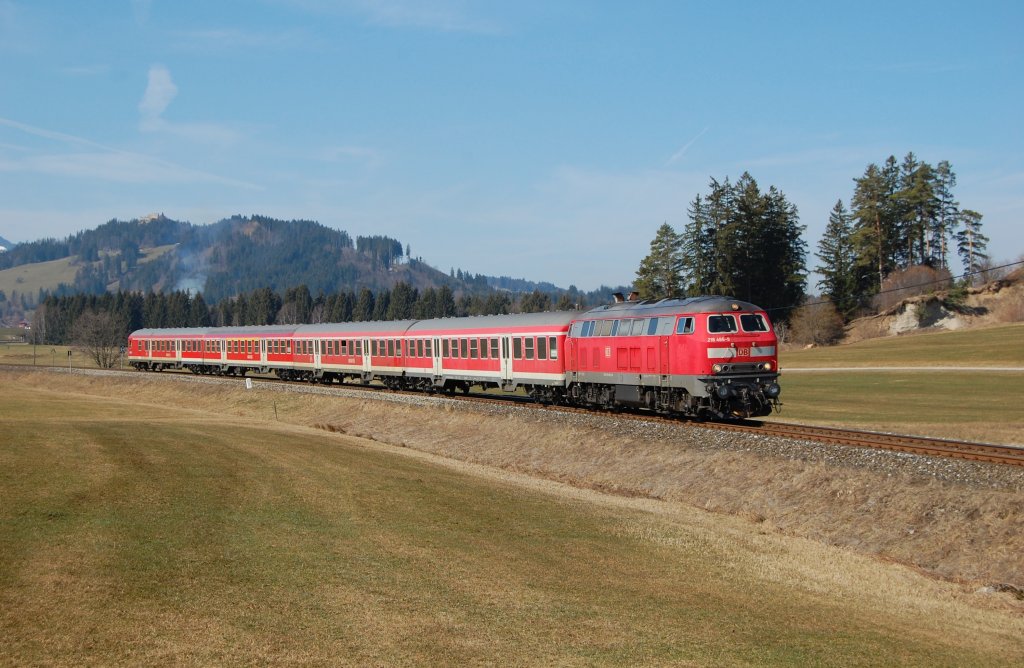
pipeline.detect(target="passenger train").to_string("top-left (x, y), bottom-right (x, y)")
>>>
top-left (127, 295), bottom-right (781, 419)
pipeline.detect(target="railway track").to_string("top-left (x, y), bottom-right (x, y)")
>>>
top-left (40, 366), bottom-right (1024, 468)
top-left (699, 420), bottom-right (1024, 468)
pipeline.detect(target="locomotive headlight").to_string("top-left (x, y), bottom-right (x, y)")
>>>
top-left (712, 364), bottom-right (722, 373)
top-left (763, 362), bottom-right (773, 371)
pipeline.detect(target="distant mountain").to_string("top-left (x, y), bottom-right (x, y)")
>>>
top-left (0, 216), bottom-right (634, 319)
top-left (0, 215), bottom-right (499, 302)
top-left (0, 234), bottom-right (12, 251)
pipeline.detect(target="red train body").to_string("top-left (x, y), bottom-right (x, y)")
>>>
top-left (128, 296), bottom-right (780, 418)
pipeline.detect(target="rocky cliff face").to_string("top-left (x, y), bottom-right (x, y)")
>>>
top-left (844, 274), bottom-right (1024, 342)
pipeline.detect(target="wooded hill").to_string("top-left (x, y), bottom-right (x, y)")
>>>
top-left (0, 215), bottom-right (610, 311)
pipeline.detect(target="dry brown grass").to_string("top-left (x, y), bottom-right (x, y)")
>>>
top-left (11, 369), bottom-right (1024, 588)
top-left (4, 369), bottom-right (1024, 665)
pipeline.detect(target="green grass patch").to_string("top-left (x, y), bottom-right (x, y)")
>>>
top-left (2, 382), bottom-right (1021, 664)
top-left (0, 244), bottom-right (176, 300)
top-left (0, 256), bottom-right (80, 301)
top-left (782, 322), bottom-right (1024, 368)
top-left (767, 370), bottom-right (1024, 443)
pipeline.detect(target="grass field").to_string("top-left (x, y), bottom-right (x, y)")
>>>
top-left (3, 378), bottom-right (1022, 665)
top-left (0, 244), bottom-right (176, 300)
top-left (771, 322), bottom-right (1024, 443)
top-left (765, 371), bottom-right (1024, 444)
top-left (780, 322), bottom-right (1024, 368)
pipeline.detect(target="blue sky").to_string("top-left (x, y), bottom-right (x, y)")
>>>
top-left (1, 1), bottom-right (1021, 291)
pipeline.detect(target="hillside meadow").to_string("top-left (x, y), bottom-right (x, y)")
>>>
top-left (2, 372), bottom-right (1023, 665)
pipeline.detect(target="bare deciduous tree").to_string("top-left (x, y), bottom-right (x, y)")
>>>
top-left (72, 311), bottom-right (126, 369)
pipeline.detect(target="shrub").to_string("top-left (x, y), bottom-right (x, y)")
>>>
top-left (789, 298), bottom-right (845, 346)
top-left (873, 265), bottom-right (953, 312)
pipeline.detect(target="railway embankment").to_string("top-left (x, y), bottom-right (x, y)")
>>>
top-left (8, 366), bottom-right (1024, 598)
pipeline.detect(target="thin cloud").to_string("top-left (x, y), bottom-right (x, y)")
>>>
top-left (667, 127), bottom-right (709, 166)
top-left (318, 145), bottom-right (385, 169)
top-left (139, 65), bottom-right (178, 120)
top-left (172, 27), bottom-right (319, 52)
top-left (0, 116), bottom-right (257, 189)
top-left (285, 0), bottom-right (502, 34)
top-left (137, 65), bottom-right (241, 144)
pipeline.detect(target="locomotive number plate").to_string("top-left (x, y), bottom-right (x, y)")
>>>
top-left (736, 346), bottom-right (751, 357)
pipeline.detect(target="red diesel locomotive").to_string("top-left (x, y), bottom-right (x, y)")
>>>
top-left (128, 295), bottom-right (780, 419)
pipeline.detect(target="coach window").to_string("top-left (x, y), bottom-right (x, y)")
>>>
top-left (524, 337), bottom-right (535, 360)
top-left (549, 337), bottom-right (558, 360)
top-left (538, 336), bottom-right (547, 360)
top-left (456, 338), bottom-right (464, 358)
top-left (469, 339), bottom-right (478, 359)
top-left (708, 315), bottom-right (738, 333)
top-left (490, 339), bottom-right (499, 359)
top-left (513, 337), bottom-right (523, 359)
top-left (676, 317), bottom-right (695, 335)
top-left (442, 339), bottom-right (450, 358)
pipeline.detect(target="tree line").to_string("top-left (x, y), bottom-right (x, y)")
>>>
top-left (816, 153), bottom-right (987, 320)
top-left (635, 172), bottom-right (807, 317)
top-left (30, 283), bottom-right (584, 351)
top-left (634, 155), bottom-right (991, 332)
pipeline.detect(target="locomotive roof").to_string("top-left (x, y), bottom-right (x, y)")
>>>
top-left (580, 296), bottom-right (763, 319)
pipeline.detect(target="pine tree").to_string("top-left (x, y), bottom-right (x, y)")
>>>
top-left (816, 200), bottom-right (859, 319)
top-left (634, 223), bottom-right (683, 299)
top-left (897, 153), bottom-right (937, 265)
top-left (955, 209), bottom-right (989, 282)
top-left (932, 161), bottom-right (959, 269)
top-left (850, 163), bottom-right (892, 293)
top-left (353, 288), bottom-right (375, 322)
top-left (681, 194), bottom-right (716, 295)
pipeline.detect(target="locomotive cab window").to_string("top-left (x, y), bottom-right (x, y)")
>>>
top-left (740, 313), bottom-right (769, 332)
top-left (708, 315), bottom-right (738, 333)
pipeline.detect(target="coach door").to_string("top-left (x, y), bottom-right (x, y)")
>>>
top-left (500, 336), bottom-right (513, 386)
top-left (362, 339), bottom-right (372, 374)
top-left (432, 338), bottom-right (442, 378)
top-left (314, 339), bottom-right (321, 369)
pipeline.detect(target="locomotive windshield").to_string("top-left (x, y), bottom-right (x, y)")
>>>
top-left (740, 313), bottom-right (769, 332)
top-left (707, 315), bottom-right (738, 333)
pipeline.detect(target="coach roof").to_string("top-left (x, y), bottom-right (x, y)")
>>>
top-left (407, 311), bottom-right (582, 334)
